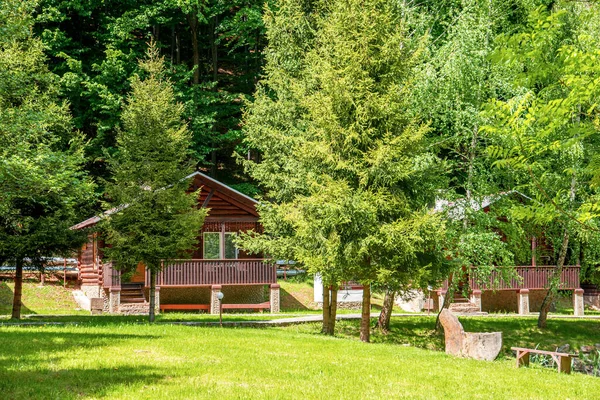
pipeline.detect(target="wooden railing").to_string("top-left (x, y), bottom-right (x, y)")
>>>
top-left (441, 265), bottom-right (580, 291)
top-left (102, 262), bottom-right (121, 288)
top-left (147, 259), bottom-right (276, 287)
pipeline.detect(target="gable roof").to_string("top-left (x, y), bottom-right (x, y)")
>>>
top-left (71, 171), bottom-right (259, 230)
top-left (434, 190), bottom-right (532, 220)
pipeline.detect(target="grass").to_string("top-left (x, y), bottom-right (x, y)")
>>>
top-left (0, 280), bottom-right (87, 316)
top-left (320, 316), bottom-right (600, 357)
top-left (1, 320), bottom-right (599, 399)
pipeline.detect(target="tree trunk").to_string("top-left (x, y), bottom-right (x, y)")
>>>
top-left (11, 258), bottom-right (23, 320)
top-left (149, 269), bottom-right (156, 323)
top-left (328, 287), bottom-right (337, 334)
top-left (176, 29), bottom-right (181, 65)
top-left (322, 282), bottom-right (330, 334)
top-left (538, 173), bottom-right (576, 329)
top-left (377, 289), bottom-right (395, 333)
top-left (360, 283), bottom-right (371, 343)
top-left (538, 229), bottom-right (569, 328)
top-left (188, 10), bottom-right (200, 85)
top-left (211, 16), bottom-right (218, 84)
top-left (435, 278), bottom-right (455, 332)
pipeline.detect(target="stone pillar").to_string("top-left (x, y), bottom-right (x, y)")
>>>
top-left (518, 289), bottom-right (530, 315)
top-left (155, 286), bottom-right (161, 315)
top-left (270, 284), bottom-right (281, 313)
top-left (438, 290), bottom-right (446, 312)
top-left (210, 285), bottom-right (222, 315)
top-left (109, 288), bottom-right (120, 314)
top-left (470, 290), bottom-right (482, 312)
top-left (573, 289), bottom-right (585, 316)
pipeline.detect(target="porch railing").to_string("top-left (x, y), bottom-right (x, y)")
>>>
top-left (441, 265), bottom-right (580, 291)
top-left (146, 259), bottom-right (276, 287)
top-left (102, 262), bottom-right (121, 288)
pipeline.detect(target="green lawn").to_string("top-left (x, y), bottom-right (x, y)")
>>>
top-left (324, 316), bottom-right (600, 357)
top-left (0, 280), bottom-right (87, 315)
top-left (1, 319), bottom-right (599, 399)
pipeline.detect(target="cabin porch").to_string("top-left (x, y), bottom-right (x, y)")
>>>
top-left (436, 265), bottom-right (584, 315)
top-left (101, 259), bottom-right (279, 314)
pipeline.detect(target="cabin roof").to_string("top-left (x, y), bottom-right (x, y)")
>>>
top-left (434, 190), bottom-right (532, 220)
top-left (71, 171), bottom-right (259, 230)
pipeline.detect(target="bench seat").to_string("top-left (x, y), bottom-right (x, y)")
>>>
top-left (511, 347), bottom-right (574, 374)
top-left (160, 304), bottom-right (210, 312)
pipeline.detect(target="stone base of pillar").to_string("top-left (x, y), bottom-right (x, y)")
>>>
top-left (210, 285), bottom-right (222, 315)
top-left (109, 288), bottom-right (120, 314)
top-left (438, 291), bottom-right (446, 311)
top-left (518, 289), bottom-right (530, 315)
top-left (470, 290), bottom-right (482, 312)
top-left (155, 286), bottom-right (161, 315)
top-left (573, 289), bottom-right (585, 316)
top-left (270, 284), bottom-right (280, 313)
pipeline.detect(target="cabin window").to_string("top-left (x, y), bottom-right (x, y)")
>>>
top-left (203, 232), bottom-right (239, 259)
top-left (203, 233), bottom-right (221, 259)
top-left (224, 233), bottom-right (239, 259)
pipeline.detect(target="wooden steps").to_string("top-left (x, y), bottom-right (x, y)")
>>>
top-left (449, 292), bottom-right (481, 314)
top-left (120, 283), bottom-right (146, 304)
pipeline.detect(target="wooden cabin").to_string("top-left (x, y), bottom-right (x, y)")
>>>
top-left (433, 193), bottom-right (583, 315)
top-left (71, 172), bottom-right (280, 315)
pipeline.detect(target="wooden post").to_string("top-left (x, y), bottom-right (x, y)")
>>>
top-left (516, 350), bottom-right (530, 368)
top-left (63, 258), bottom-right (67, 288)
top-left (532, 236), bottom-right (537, 267)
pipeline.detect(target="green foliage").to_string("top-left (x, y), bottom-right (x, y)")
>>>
top-left (103, 44), bottom-right (206, 274)
top-left (240, 0), bottom-right (448, 291)
top-left (483, 3), bottom-right (600, 282)
top-left (34, 0), bottom-right (269, 184)
top-left (0, 0), bottom-right (95, 267)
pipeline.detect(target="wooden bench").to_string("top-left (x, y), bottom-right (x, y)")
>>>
top-left (511, 347), bottom-right (574, 374)
top-left (160, 304), bottom-right (210, 312)
top-left (160, 302), bottom-right (271, 313)
top-left (222, 301), bottom-right (270, 313)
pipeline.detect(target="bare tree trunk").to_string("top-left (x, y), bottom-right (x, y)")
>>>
top-left (211, 150), bottom-right (217, 177)
top-left (149, 269), bottom-right (156, 323)
top-left (360, 284), bottom-right (371, 343)
top-left (328, 287), bottom-right (337, 334)
top-left (170, 26), bottom-right (175, 65)
top-left (211, 16), bottom-right (218, 84)
top-left (188, 10), bottom-right (200, 85)
top-left (538, 174), bottom-right (576, 328)
top-left (377, 289), bottom-right (395, 333)
top-left (176, 29), bottom-right (181, 65)
top-left (322, 282), bottom-right (330, 334)
top-left (538, 229), bottom-right (569, 328)
top-left (11, 258), bottom-right (23, 319)
top-left (435, 276), bottom-right (455, 332)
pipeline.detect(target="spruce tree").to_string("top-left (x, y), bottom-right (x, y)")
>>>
top-left (104, 44), bottom-right (206, 322)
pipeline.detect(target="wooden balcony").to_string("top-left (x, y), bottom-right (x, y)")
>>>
top-left (145, 259), bottom-right (276, 287)
top-left (441, 265), bottom-right (580, 291)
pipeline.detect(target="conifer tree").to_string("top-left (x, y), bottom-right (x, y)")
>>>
top-left (104, 44), bottom-right (206, 322)
top-left (0, 0), bottom-right (95, 319)
top-left (240, 0), bottom-right (447, 341)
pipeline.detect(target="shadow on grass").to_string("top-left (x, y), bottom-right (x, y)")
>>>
top-left (0, 329), bottom-right (164, 398)
top-left (0, 280), bottom-right (34, 315)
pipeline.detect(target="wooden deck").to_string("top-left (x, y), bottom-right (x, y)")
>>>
top-left (146, 259), bottom-right (276, 287)
top-left (441, 265), bottom-right (580, 291)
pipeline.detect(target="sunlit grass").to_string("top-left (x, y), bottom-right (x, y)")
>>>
top-left (1, 319), bottom-right (599, 399)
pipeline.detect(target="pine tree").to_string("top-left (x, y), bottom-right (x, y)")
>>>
top-left (103, 43), bottom-right (207, 322)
